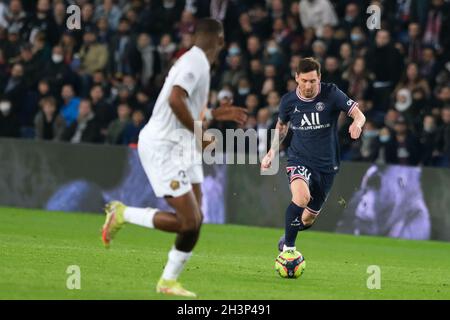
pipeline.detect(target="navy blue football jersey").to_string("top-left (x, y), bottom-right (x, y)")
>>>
top-left (278, 82), bottom-right (358, 173)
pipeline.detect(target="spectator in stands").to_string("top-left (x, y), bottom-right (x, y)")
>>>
top-left (366, 29), bottom-right (404, 111)
top-left (20, 43), bottom-right (45, 89)
top-left (78, 28), bottom-right (109, 76)
top-left (122, 109), bottom-right (145, 145)
top-left (245, 93), bottom-right (260, 117)
top-left (342, 57), bottom-right (373, 102)
top-left (234, 77), bottom-right (251, 107)
top-left (130, 33), bottom-right (161, 89)
top-left (262, 39), bottom-right (285, 70)
top-left (109, 18), bottom-right (133, 77)
top-left (434, 107), bottom-right (450, 166)
top-left (60, 84), bottom-right (80, 126)
top-left (245, 35), bottom-right (263, 62)
top-left (62, 99), bottom-right (101, 144)
top-left (34, 96), bottom-right (65, 141)
top-left (3, 62), bottom-right (24, 101)
top-left (395, 62), bottom-right (431, 98)
top-left (403, 22), bottom-right (422, 63)
top-left (0, 99), bottom-right (20, 137)
top-left (339, 42), bottom-right (353, 72)
top-left (44, 45), bottom-right (78, 96)
top-left (351, 120), bottom-right (380, 162)
top-left (0, 0), bottom-right (447, 169)
top-left (23, 0), bottom-right (58, 46)
top-left (90, 85), bottom-right (112, 138)
top-left (221, 49), bottom-right (246, 88)
top-left (106, 102), bottom-right (131, 145)
top-left (94, 0), bottom-right (122, 31)
top-left (299, 0), bottom-right (338, 37)
top-left (384, 117), bottom-right (421, 165)
top-left (322, 56), bottom-right (348, 91)
top-left (419, 114), bottom-right (439, 165)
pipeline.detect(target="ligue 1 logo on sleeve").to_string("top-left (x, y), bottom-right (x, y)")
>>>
top-left (315, 102), bottom-right (325, 112)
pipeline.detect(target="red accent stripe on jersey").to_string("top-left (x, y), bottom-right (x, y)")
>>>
top-left (296, 84), bottom-right (321, 102)
top-left (347, 102), bottom-right (358, 116)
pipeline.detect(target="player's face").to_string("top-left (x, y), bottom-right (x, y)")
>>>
top-left (296, 70), bottom-right (320, 98)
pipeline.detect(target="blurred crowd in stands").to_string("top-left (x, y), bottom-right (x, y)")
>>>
top-left (0, 0), bottom-right (449, 167)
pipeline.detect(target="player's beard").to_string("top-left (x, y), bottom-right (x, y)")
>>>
top-left (301, 86), bottom-right (318, 98)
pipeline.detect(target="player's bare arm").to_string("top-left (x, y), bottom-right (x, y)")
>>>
top-left (261, 119), bottom-right (289, 170)
top-left (210, 105), bottom-right (248, 125)
top-left (348, 106), bottom-right (366, 140)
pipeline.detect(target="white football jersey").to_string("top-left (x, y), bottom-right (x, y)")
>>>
top-left (140, 46), bottom-right (210, 143)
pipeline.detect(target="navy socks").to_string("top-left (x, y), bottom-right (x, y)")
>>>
top-left (284, 202), bottom-right (305, 247)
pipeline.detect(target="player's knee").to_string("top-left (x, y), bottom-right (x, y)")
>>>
top-left (292, 193), bottom-right (310, 208)
top-left (179, 219), bottom-right (200, 234)
top-left (302, 211), bottom-right (316, 226)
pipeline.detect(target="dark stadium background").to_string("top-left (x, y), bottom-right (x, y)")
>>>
top-left (0, 0), bottom-right (449, 241)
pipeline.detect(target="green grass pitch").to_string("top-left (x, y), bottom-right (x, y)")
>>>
top-left (1, 207), bottom-right (449, 300)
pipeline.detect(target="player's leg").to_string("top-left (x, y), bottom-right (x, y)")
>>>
top-left (283, 178), bottom-right (310, 250)
top-left (153, 188), bottom-right (201, 298)
top-left (300, 172), bottom-right (336, 229)
top-left (101, 140), bottom-right (185, 246)
top-left (157, 166), bottom-right (204, 297)
top-left (186, 183), bottom-right (204, 245)
top-left (281, 165), bottom-right (312, 251)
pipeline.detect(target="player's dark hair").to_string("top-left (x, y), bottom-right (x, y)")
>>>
top-left (195, 18), bottom-right (223, 36)
top-left (296, 57), bottom-right (321, 76)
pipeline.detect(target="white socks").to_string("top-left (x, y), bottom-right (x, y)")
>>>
top-left (161, 247), bottom-right (192, 281)
top-left (123, 208), bottom-right (192, 281)
top-left (123, 207), bottom-right (157, 228)
top-left (283, 245), bottom-right (296, 252)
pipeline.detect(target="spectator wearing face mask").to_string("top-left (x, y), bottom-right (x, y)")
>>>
top-left (375, 126), bottom-right (392, 165)
top-left (44, 45), bottom-right (79, 96)
top-left (234, 78), bottom-right (251, 107)
top-left (351, 120), bottom-right (380, 162)
top-left (0, 99), bottom-right (20, 137)
top-left (220, 46), bottom-right (247, 88)
top-left (263, 40), bottom-right (284, 70)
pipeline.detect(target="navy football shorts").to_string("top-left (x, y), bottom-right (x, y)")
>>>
top-left (285, 163), bottom-right (336, 215)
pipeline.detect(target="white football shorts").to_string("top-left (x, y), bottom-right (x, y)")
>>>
top-left (137, 138), bottom-right (204, 198)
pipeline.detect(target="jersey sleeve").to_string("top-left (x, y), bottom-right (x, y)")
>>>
top-left (331, 84), bottom-right (358, 116)
top-left (278, 94), bottom-right (291, 123)
top-left (172, 58), bottom-right (202, 97)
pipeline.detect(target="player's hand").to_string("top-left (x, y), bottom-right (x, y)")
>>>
top-left (261, 149), bottom-right (274, 171)
top-left (349, 123), bottom-right (362, 140)
top-left (212, 106), bottom-right (248, 125)
top-left (202, 131), bottom-right (215, 150)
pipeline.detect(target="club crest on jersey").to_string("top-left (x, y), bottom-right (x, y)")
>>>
top-left (315, 102), bottom-right (325, 111)
top-left (170, 180), bottom-right (180, 190)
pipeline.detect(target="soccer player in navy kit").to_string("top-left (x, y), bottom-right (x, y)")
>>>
top-left (261, 58), bottom-right (366, 252)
